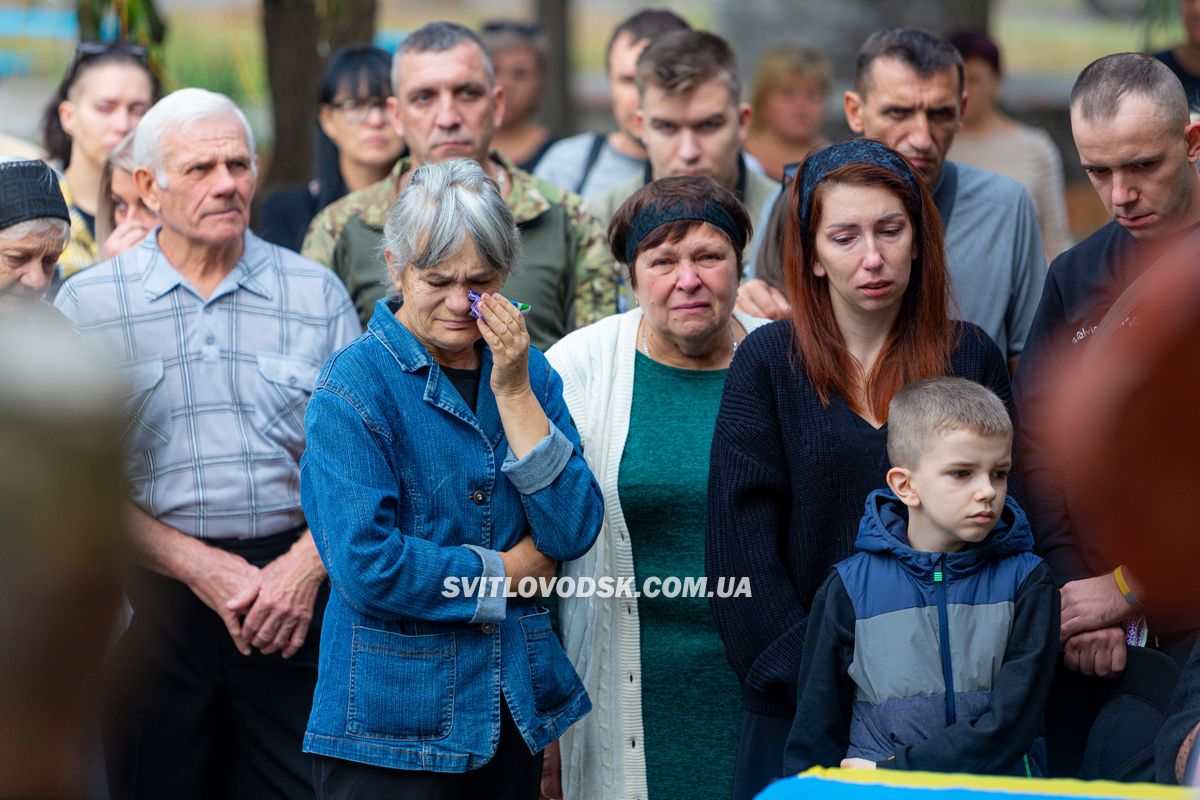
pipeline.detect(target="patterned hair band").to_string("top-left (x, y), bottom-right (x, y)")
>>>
top-left (797, 139), bottom-right (920, 229)
top-left (624, 198), bottom-right (746, 266)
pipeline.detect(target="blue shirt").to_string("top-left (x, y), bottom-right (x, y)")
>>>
top-left (934, 161), bottom-right (1046, 360)
top-left (54, 228), bottom-right (361, 539)
top-left (300, 298), bottom-right (603, 771)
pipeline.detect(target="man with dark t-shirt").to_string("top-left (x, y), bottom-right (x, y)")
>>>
top-left (1015, 52), bottom-right (1200, 781)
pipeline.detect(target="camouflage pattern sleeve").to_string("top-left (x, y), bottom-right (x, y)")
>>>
top-left (561, 190), bottom-right (624, 328)
top-left (301, 205), bottom-right (339, 268)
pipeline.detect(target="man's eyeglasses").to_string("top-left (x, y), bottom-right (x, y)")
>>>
top-left (329, 97), bottom-right (388, 124)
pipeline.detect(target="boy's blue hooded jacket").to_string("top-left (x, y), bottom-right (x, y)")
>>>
top-left (783, 489), bottom-right (1060, 777)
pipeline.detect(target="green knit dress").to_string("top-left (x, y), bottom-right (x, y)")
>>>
top-left (618, 350), bottom-right (742, 799)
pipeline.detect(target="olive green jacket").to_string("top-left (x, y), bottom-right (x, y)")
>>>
top-left (302, 152), bottom-right (621, 350)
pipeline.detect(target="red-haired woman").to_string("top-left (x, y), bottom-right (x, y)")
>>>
top-left (705, 138), bottom-right (1016, 800)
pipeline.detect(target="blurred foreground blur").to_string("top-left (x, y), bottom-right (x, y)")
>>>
top-left (0, 307), bottom-right (126, 799)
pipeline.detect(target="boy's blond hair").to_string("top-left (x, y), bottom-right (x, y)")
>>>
top-left (886, 377), bottom-right (1012, 469)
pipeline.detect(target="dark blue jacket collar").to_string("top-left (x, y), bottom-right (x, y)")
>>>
top-left (855, 488), bottom-right (1034, 580)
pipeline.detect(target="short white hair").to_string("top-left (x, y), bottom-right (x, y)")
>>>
top-left (132, 88), bottom-right (257, 187)
top-left (0, 217), bottom-right (70, 244)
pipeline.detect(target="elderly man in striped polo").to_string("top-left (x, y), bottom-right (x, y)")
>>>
top-left (56, 88), bottom-right (360, 800)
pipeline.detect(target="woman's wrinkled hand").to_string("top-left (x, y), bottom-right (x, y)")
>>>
top-left (476, 291), bottom-right (531, 399)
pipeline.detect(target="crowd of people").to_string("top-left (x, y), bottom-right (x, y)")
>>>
top-left (2, 7), bottom-right (1200, 800)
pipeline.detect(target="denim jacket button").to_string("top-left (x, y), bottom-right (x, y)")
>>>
top-left (470, 489), bottom-right (486, 505)
top-left (480, 623), bottom-right (497, 634)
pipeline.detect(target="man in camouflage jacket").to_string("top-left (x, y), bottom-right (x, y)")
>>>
top-left (303, 22), bottom-right (620, 349)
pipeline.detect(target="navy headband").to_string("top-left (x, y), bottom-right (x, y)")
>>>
top-left (624, 199), bottom-right (746, 265)
top-left (797, 139), bottom-right (920, 229)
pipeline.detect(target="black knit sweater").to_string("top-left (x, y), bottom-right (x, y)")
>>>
top-left (705, 319), bottom-right (1014, 717)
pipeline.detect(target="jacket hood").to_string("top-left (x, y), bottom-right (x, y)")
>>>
top-left (855, 489), bottom-right (1034, 579)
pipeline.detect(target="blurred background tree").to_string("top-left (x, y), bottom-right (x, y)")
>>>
top-left (260, 0), bottom-right (378, 196)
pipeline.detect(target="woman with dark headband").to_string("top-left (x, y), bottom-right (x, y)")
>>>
top-left (40, 41), bottom-right (156, 280)
top-left (546, 176), bottom-right (769, 800)
top-left (705, 139), bottom-right (1016, 799)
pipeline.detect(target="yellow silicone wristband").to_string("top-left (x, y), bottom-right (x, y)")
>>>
top-left (1113, 565), bottom-right (1143, 610)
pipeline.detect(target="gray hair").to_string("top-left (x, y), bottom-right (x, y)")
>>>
top-left (887, 376), bottom-right (1012, 469)
top-left (1071, 52), bottom-right (1189, 130)
top-left (392, 22), bottom-right (495, 91)
top-left (132, 88), bottom-right (257, 187)
top-left (0, 217), bottom-right (70, 244)
top-left (382, 158), bottom-right (520, 286)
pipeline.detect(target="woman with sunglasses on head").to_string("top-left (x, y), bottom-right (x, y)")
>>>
top-left (706, 139), bottom-right (1017, 800)
top-left (257, 45), bottom-right (405, 253)
top-left (40, 42), bottom-right (156, 280)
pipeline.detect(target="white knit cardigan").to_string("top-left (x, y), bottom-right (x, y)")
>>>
top-left (545, 308), bottom-right (768, 800)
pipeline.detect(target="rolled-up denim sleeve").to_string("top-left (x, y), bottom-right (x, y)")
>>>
top-left (509, 361), bottom-right (603, 562)
top-left (462, 544), bottom-right (507, 624)
top-left (500, 420), bottom-right (574, 494)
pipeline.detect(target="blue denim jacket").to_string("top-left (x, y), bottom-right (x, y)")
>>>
top-left (301, 299), bottom-right (603, 771)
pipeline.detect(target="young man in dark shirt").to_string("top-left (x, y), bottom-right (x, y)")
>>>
top-left (1014, 52), bottom-right (1200, 780)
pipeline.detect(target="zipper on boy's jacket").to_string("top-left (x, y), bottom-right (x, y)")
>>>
top-left (933, 556), bottom-right (957, 725)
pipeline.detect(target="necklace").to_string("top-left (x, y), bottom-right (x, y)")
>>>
top-left (640, 320), bottom-right (739, 364)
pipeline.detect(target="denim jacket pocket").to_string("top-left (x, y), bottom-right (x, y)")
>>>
top-left (347, 625), bottom-right (456, 741)
top-left (254, 353), bottom-right (319, 452)
top-left (119, 356), bottom-right (171, 453)
top-left (520, 607), bottom-right (581, 716)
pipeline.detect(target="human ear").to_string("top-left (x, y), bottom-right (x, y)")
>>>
top-left (133, 166), bottom-right (161, 214)
top-left (886, 466), bottom-right (920, 508)
top-left (737, 102), bottom-right (753, 144)
top-left (1185, 119), bottom-right (1200, 164)
top-left (58, 99), bottom-right (77, 139)
top-left (632, 108), bottom-right (646, 141)
top-left (386, 96), bottom-right (404, 139)
top-left (317, 105), bottom-right (337, 140)
top-left (843, 90), bottom-right (865, 134)
top-left (491, 84), bottom-right (506, 129)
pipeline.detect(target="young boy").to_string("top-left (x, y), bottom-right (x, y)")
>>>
top-left (783, 377), bottom-right (1060, 777)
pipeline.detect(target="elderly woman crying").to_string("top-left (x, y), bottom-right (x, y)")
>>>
top-left (545, 176), bottom-right (769, 800)
top-left (300, 158), bottom-right (603, 800)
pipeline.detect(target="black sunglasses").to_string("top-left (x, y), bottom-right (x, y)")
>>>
top-left (64, 41), bottom-right (150, 86)
top-left (481, 20), bottom-right (541, 37)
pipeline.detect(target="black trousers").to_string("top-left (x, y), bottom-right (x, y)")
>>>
top-left (312, 701), bottom-right (542, 800)
top-left (1046, 643), bottom-right (1188, 782)
top-left (731, 711), bottom-right (793, 800)
top-left (105, 530), bottom-right (327, 800)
